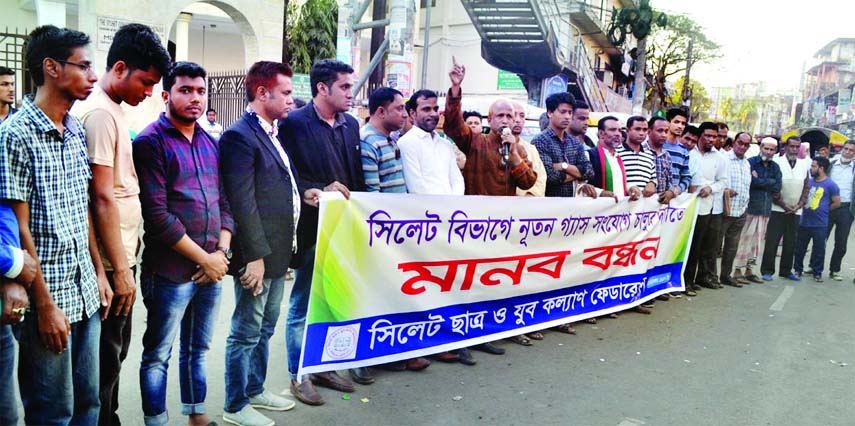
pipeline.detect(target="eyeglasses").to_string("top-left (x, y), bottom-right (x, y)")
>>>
top-left (53, 59), bottom-right (94, 73)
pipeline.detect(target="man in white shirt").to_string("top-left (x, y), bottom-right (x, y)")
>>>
top-left (684, 122), bottom-right (728, 295)
top-left (398, 89), bottom-right (464, 195)
top-left (826, 140), bottom-right (855, 280)
top-left (199, 108), bottom-right (224, 140)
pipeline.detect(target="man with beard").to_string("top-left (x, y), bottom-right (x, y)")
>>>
top-left (718, 132), bottom-right (753, 287)
top-left (0, 66), bottom-right (15, 123)
top-left (511, 101), bottom-right (546, 197)
top-left (618, 116), bottom-right (657, 197)
top-left (587, 116), bottom-right (633, 198)
top-left (793, 157), bottom-right (840, 282)
top-left (279, 59), bottom-right (363, 405)
top-left (135, 61), bottom-right (234, 426)
top-left (761, 136), bottom-right (811, 281)
top-left (645, 116), bottom-right (679, 204)
top-left (825, 140), bottom-right (855, 281)
top-left (684, 122), bottom-right (728, 295)
top-left (568, 101), bottom-right (594, 148)
top-left (733, 138), bottom-right (782, 284)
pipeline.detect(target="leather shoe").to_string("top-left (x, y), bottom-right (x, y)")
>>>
top-left (720, 277), bottom-right (743, 288)
top-left (290, 379), bottom-right (324, 406)
top-left (349, 367), bottom-right (374, 385)
top-left (432, 351), bottom-right (459, 363)
top-left (310, 372), bottom-right (355, 393)
top-left (632, 306), bottom-right (652, 314)
top-left (456, 348), bottom-right (477, 366)
top-left (405, 357), bottom-right (431, 371)
top-left (377, 361), bottom-right (407, 371)
top-left (472, 342), bottom-right (506, 355)
top-left (698, 281), bottom-right (718, 289)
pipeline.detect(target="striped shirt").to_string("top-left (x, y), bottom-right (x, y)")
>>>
top-left (663, 141), bottom-right (691, 192)
top-left (726, 150), bottom-right (752, 217)
top-left (0, 98), bottom-right (100, 322)
top-left (360, 123), bottom-right (406, 193)
top-left (617, 142), bottom-right (657, 189)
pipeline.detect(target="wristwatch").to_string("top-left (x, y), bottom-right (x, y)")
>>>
top-left (561, 162), bottom-right (569, 171)
top-left (217, 247), bottom-right (233, 260)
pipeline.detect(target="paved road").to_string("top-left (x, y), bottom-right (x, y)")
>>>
top-left (13, 238), bottom-right (855, 425)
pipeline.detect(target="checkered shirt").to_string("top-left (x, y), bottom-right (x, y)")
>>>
top-left (644, 142), bottom-right (678, 194)
top-left (531, 128), bottom-right (594, 197)
top-left (726, 149), bottom-right (752, 217)
top-left (0, 98), bottom-right (99, 322)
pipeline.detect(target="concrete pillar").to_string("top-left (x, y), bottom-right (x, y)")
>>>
top-left (35, 0), bottom-right (66, 27)
top-left (175, 12), bottom-right (193, 62)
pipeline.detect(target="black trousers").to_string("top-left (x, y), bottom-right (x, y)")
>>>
top-left (720, 214), bottom-right (747, 280)
top-left (828, 205), bottom-right (854, 274)
top-left (99, 267), bottom-right (135, 426)
top-left (701, 213), bottom-right (723, 282)
top-left (685, 214), bottom-right (714, 287)
top-left (761, 211), bottom-right (800, 276)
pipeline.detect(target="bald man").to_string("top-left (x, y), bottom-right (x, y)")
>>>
top-left (511, 101), bottom-right (546, 197)
top-left (443, 58), bottom-right (537, 196)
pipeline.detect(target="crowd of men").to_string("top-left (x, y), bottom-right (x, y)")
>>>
top-left (1, 23), bottom-right (854, 426)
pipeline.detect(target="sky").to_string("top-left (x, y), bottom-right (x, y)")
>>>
top-left (651, 0), bottom-right (855, 93)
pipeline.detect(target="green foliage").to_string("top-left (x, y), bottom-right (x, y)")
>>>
top-left (286, 0), bottom-right (338, 74)
top-left (646, 13), bottom-right (720, 111)
top-left (666, 76), bottom-right (712, 121)
top-left (717, 97), bottom-right (759, 131)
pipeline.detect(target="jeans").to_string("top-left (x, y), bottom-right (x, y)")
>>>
top-left (720, 214), bottom-right (747, 280)
top-left (100, 267), bottom-right (135, 426)
top-left (224, 275), bottom-right (286, 413)
top-left (287, 246), bottom-right (316, 379)
top-left (139, 271), bottom-right (221, 426)
top-left (0, 324), bottom-right (17, 426)
top-left (17, 311), bottom-right (101, 425)
top-left (827, 206), bottom-right (853, 273)
top-left (761, 211), bottom-right (800, 276)
top-left (794, 226), bottom-right (828, 276)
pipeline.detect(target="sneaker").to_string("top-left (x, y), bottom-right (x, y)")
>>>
top-left (814, 274), bottom-right (823, 283)
top-left (831, 272), bottom-right (843, 281)
top-left (761, 274), bottom-right (774, 281)
top-left (223, 405), bottom-right (274, 426)
top-left (786, 273), bottom-right (801, 281)
top-left (250, 390), bottom-right (296, 411)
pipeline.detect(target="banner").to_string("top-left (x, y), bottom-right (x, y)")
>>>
top-left (298, 193), bottom-right (698, 378)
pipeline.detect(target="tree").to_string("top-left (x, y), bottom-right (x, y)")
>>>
top-left (645, 14), bottom-right (720, 112)
top-left (666, 76), bottom-right (712, 122)
top-left (285, 0), bottom-right (338, 74)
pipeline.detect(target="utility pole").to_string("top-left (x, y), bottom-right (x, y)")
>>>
top-left (681, 38), bottom-right (694, 118)
top-left (368, 0), bottom-right (387, 93)
top-left (281, 0), bottom-right (289, 62)
top-left (420, 0), bottom-right (432, 90)
top-left (631, 37), bottom-right (646, 114)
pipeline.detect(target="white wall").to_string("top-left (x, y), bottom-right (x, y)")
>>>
top-left (184, 27), bottom-right (246, 72)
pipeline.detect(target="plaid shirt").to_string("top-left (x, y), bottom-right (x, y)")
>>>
top-left (726, 150), bottom-right (752, 217)
top-left (644, 142), bottom-right (677, 194)
top-left (531, 127), bottom-right (593, 197)
top-left (0, 98), bottom-right (99, 322)
top-left (134, 113), bottom-right (234, 283)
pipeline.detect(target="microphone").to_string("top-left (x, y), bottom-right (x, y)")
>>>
top-left (500, 127), bottom-right (511, 163)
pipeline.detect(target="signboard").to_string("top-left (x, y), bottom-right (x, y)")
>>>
top-left (497, 70), bottom-right (525, 91)
top-left (97, 16), bottom-right (166, 51)
top-left (386, 60), bottom-right (413, 98)
top-left (291, 73), bottom-right (312, 102)
top-left (297, 192), bottom-right (697, 378)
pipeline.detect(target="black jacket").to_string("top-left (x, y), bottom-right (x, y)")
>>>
top-left (220, 112), bottom-right (298, 278)
top-left (279, 102), bottom-right (365, 266)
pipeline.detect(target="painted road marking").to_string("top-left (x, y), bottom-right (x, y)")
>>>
top-left (769, 286), bottom-right (795, 311)
top-left (617, 418), bottom-right (646, 426)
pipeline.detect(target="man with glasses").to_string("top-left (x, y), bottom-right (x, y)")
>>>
top-left (719, 132), bottom-right (753, 287)
top-left (0, 25), bottom-right (109, 424)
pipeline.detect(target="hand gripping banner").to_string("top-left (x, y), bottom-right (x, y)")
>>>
top-left (297, 193), bottom-right (699, 378)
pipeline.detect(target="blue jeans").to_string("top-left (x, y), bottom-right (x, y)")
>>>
top-left (17, 311), bottom-right (101, 425)
top-left (224, 275), bottom-right (286, 413)
top-left (139, 272), bottom-right (222, 426)
top-left (794, 225), bottom-right (828, 275)
top-left (287, 246), bottom-right (315, 379)
top-left (0, 324), bottom-right (17, 426)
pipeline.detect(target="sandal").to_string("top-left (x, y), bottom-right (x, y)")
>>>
top-left (526, 331), bottom-right (544, 340)
top-left (554, 323), bottom-right (576, 335)
top-left (508, 335), bottom-right (532, 346)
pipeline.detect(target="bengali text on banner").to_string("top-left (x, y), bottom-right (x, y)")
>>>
top-left (297, 192), bottom-right (699, 378)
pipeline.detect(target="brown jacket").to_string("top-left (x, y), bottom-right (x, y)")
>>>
top-left (443, 89), bottom-right (537, 195)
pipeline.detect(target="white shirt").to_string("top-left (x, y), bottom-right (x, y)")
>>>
top-left (772, 155), bottom-right (811, 214)
top-left (398, 126), bottom-right (465, 195)
top-left (830, 157), bottom-right (855, 203)
top-left (199, 118), bottom-right (224, 140)
top-left (689, 147), bottom-right (728, 215)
